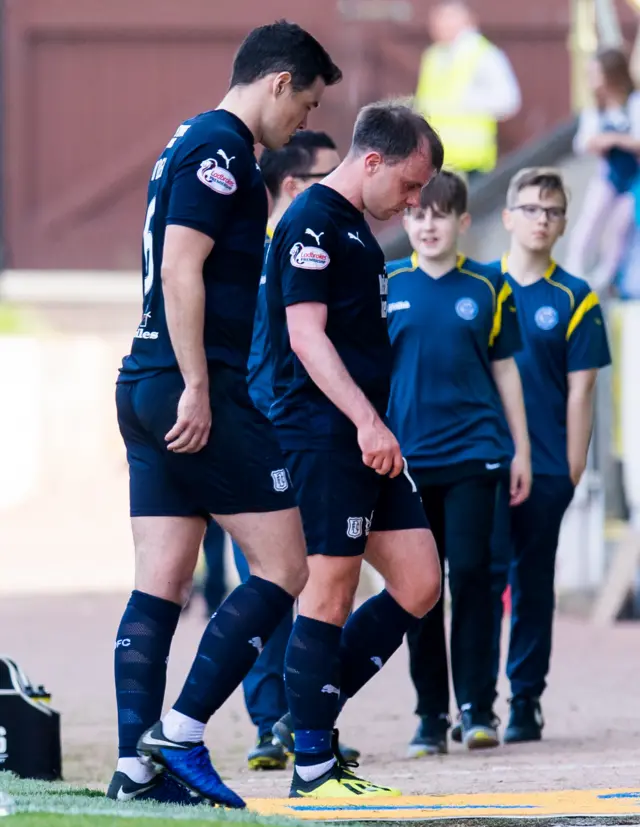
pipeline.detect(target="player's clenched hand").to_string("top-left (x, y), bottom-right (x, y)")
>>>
top-left (358, 417), bottom-right (404, 478)
top-left (509, 451), bottom-right (532, 506)
top-left (165, 384), bottom-right (211, 454)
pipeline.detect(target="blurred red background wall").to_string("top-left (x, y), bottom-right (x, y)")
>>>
top-left (3, 0), bottom-right (637, 269)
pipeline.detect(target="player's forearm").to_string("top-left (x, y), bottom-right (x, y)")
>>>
top-left (291, 329), bottom-right (379, 429)
top-left (492, 358), bottom-right (530, 458)
top-left (567, 386), bottom-right (595, 482)
top-left (162, 265), bottom-right (208, 389)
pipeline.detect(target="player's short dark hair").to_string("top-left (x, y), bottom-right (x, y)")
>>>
top-left (260, 131), bottom-right (337, 199)
top-left (350, 101), bottom-right (444, 170)
top-left (506, 167), bottom-right (569, 209)
top-left (230, 21), bottom-right (342, 91)
top-left (418, 170), bottom-right (468, 214)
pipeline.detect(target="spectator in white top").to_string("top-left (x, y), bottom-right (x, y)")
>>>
top-left (566, 48), bottom-right (640, 291)
top-left (414, 1), bottom-right (521, 178)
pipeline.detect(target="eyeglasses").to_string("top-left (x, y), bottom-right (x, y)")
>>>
top-left (511, 204), bottom-right (566, 222)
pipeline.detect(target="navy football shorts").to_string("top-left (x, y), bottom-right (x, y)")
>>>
top-left (116, 366), bottom-right (296, 518)
top-left (283, 445), bottom-right (429, 557)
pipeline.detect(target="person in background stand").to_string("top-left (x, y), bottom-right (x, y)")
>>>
top-left (413, 0), bottom-right (521, 180)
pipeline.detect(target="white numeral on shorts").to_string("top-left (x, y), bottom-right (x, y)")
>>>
top-left (0, 727), bottom-right (7, 756)
top-left (402, 457), bottom-right (417, 493)
top-left (143, 197), bottom-right (156, 297)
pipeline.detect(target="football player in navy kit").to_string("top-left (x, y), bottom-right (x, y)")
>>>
top-left (110, 22), bottom-right (341, 807)
top-left (267, 102), bottom-right (444, 798)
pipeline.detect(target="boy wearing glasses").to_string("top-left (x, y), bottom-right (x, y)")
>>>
top-left (492, 167), bottom-right (611, 742)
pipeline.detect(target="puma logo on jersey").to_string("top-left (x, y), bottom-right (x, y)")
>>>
top-left (305, 228), bottom-right (324, 246)
top-left (216, 149), bottom-right (236, 169)
top-left (321, 684), bottom-right (340, 696)
top-left (348, 231), bottom-right (365, 247)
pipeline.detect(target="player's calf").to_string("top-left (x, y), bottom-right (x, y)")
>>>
top-left (219, 507), bottom-right (309, 599)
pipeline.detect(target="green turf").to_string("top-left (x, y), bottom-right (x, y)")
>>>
top-left (5, 816), bottom-right (238, 827)
top-left (0, 774), bottom-right (297, 826)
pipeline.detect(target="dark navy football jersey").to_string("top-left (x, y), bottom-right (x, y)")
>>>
top-left (266, 184), bottom-right (391, 449)
top-left (119, 109), bottom-right (267, 380)
top-left (498, 256), bottom-right (611, 476)
top-left (246, 229), bottom-right (273, 417)
top-left (386, 254), bottom-right (520, 470)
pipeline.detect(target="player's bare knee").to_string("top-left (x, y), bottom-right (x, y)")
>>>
top-left (299, 559), bottom-right (359, 625)
top-left (288, 558), bottom-right (310, 596)
top-left (255, 556), bottom-right (309, 598)
top-left (132, 516), bottom-right (203, 605)
top-left (134, 565), bottom-right (194, 605)
top-left (300, 592), bottom-right (353, 626)
top-left (392, 574), bottom-right (440, 618)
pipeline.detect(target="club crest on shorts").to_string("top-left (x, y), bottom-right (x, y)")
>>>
top-left (271, 469), bottom-right (289, 492)
top-left (289, 242), bottom-right (330, 270)
top-left (346, 517), bottom-right (363, 539)
top-left (535, 305), bottom-right (559, 330)
top-left (455, 297), bottom-right (478, 320)
top-left (196, 157), bottom-right (237, 195)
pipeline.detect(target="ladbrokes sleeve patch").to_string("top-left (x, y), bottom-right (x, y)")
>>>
top-left (289, 242), bottom-right (330, 270)
top-left (197, 154), bottom-right (238, 195)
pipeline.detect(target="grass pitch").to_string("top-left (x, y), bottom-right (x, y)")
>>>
top-left (0, 774), bottom-right (294, 827)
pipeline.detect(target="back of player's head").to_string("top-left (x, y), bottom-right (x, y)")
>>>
top-left (260, 131), bottom-right (337, 199)
top-left (350, 101), bottom-right (444, 170)
top-left (230, 21), bottom-right (342, 91)
top-left (418, 170), bottom-right (468, 215)
top-left (506, 167), bottom-right (569, 210)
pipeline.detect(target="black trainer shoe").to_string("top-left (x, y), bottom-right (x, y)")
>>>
top-left (504, 696), bottom-right (543, 743)
top-left (247, 733), bottom-right (288, 771)
top-left (460, 706), bottom-right (500, 750)
top-left (273, 712), bottom-right (361, 763)
top-left (452, 710), bottom-right (500, 744)
top-left (407, 714), bottom-right (449, 757)
top-left (106, 770), bottom-right (204, 805)
top-left (451, 720), bottom-right (462, 743)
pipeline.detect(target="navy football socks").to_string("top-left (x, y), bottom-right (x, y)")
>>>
top-left (114, 590), bottom-right (181, 758)
top-left (339, 590), bottom-right (417, 700)
top-left (285, 615), bottom-right (343, 768)
top-left (173, 575), bottom-right (294, 723)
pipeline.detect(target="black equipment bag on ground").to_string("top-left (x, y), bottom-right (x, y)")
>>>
top-left (0, 656), bottom-right (61, 780)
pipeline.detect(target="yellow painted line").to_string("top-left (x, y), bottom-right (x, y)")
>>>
top-left (247, 788), bottom-right (640, 821)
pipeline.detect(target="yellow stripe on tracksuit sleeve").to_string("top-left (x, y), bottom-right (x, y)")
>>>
top-left (489, 282), bottom-right (512, 347)
top-left (566, 291), bottom-right (600, 340)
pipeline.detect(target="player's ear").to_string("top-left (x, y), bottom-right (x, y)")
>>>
top-left (363, 151), bottom-right (383, 175)
top-left (459, 212), bottom-right (472, 233)
top-left (273, 72), bottom-right (293, 98)
top-left (281, 175), bottom-right (299, 201)
top-left (502, 207), bottom-right (514, 232)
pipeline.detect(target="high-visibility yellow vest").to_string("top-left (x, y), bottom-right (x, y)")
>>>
top-left (414, 35), bottom-right (498, 173)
